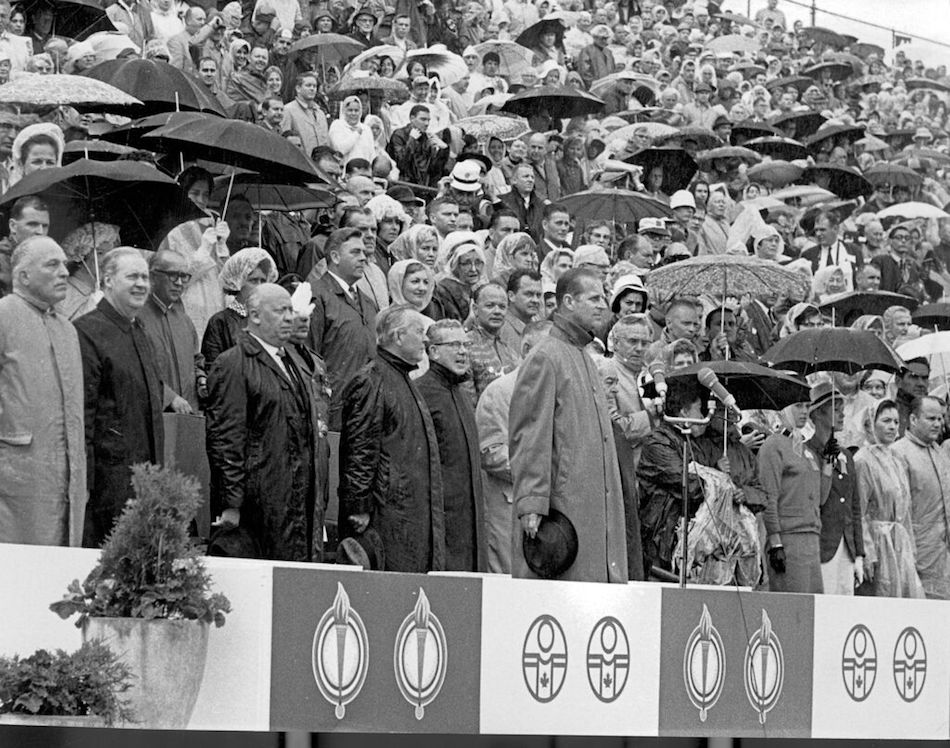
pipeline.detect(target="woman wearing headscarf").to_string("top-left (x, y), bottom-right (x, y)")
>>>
top-left (539, 246), bottom-right (573, 285)
top-left (851, 314), bottom-right (885, 338)
top-left (491, 231), bottom-right (538, 285)
top-left (388, 224), bottom-right (441, 269)
top-left (388, 258), bottom-right (437, 377)
top-left (882, 304), bottom-right (917, 349)
top-left (557, 135), bottom-right (587, 196)
top-left (8, 122), bottom-right (64, 187)
top-left (59, 223), bottom-right (121, 321)
top-left (854, 399), bottom-right (926, 598)
top-left (329, 95), bottom-right (376, 166)
top-left (366, 194), bottom-right (411, 273)
top-left (431, 231), bottom-right (485, 321)
top-left (811, 265), bottom-right (848, 304)
top-left (201, 247), bottom-right (278, 365)
top-left (219, 38), bottom-right (250, 92)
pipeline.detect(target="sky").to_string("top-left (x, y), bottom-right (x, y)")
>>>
top-left (720, 0), bottom-right (950, 66)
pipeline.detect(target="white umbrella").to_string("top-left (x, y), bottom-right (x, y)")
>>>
top-left (399, 45), bottom-right (467, 86)
top-left (877, 201), bottom-right (950, 220)
top-left (343, 44), bottom-right (406, 77)
top-left (704, 34), bottom-right (760, 55)
top-left (472, 40), bottom-right (533, 78)
top-left (897, 332), bottom-right (950, 392)
top-left (590, 71), bottom-right (660, 98)
top-left (771, 184), bottom-right (836, 206)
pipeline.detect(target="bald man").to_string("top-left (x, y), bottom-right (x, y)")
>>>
top-left (0, 236), bottom-right (86, 546)
top-left (206, 283), bottom-right (330, 561)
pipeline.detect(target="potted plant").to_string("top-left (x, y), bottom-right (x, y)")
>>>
top-left (50, 464), bottom-right (231, 729)
top-left (0, 641), bottom-right (134, 727)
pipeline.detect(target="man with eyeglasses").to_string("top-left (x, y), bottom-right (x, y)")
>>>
top-left (872, 222), bottom-right (926, 300)
top-left (139, 250), bottom-right (206, 414)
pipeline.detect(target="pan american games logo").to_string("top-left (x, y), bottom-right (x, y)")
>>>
top-left (683, 604), bottom-right (725, 721)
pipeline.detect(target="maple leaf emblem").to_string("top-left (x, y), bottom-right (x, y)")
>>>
top-left (540, 672), bottom-right (550, 688)
top-left (603, 673), bottom-right (613, 688)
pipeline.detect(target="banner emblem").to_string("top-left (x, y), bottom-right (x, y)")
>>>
top-left (522, 614), bottom-right (568, 702)
top-left (683, 604), bottom-right (725, 721)
top-left (311, 582), bottom-right (369, 719)
top-left (586, 616), bottom-right (630, 703)
top-left (393, 588), bottom-right (448, 720)
top-left (893, 626), bottom-right (927, 702)
top-left (842, 624), bottom-right (877, 702)
top-left (744, 609), bottom-right (784, 724)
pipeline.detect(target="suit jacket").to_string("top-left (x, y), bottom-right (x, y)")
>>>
top-left (496, 189), bottom-right (544, 242)
top-left (801, 240), bottom-right (861, 278)
top-left (743, 299), bottom-right (775, 356)
top-left (308, 271), bottom-right (377, 430)
top-left (166, 30), bottom-right (198, 74)
top-left (812, 439), bottom-right (865, 563)
top-left (386, 124), bottom-right (450, 188)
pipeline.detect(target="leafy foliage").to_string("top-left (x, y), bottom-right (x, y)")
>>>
top-left (50, 464), bottom-right (231, 628)
top-left (0, 641), bottom-right (134, 725)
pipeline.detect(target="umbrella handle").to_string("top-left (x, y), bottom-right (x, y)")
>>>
top-left (220, 172), bottom-right (236, 224)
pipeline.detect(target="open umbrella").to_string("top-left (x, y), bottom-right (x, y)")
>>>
top-left (877, 202), bottom-right (950, 220)
top-left (343, 44), bottom-right (406, 76)
top-left (659, 126), bottom-right (721, 150)
top-left (590, 71), bottom-right (660, 99)
top-left (896, 332), bottom-right (950, 361)
top-left (695, 145), bottom-right (761, 169)
top-left (400, 46), bottom-right (467, 86)
top-left (0, 159), bottom-right (203, 251)
top-left (704, 34), bottom-right (759, 55)
top-left (646, 254), bottom-right (810, 303)
top-left (668, 361), bottom-right (810, 411)
top-left (854, 74), bottom-right (887, 91)
top-left (894, 147), bottom-right (950, 165)
top-left (762, 328), bottom-right (902, 375)
top-left (0, 73), bottom-right (141, 114)
top-left (743, 136), bottom-right (808, 161)
top-left (515, 15), bottom-right (566, 51)
top-left (81, 58), bottom-right (225, 116)
top-left (802, 61), bottom-right (855, 83)
top-left (144, 113), bottom-right (320, 181)
top-left (97, 110), bottom-right (201, 148)
top-left (615, 107), bottom-right (681, 125)
top-left (829, 52), bottom-right (865, 75)
top-left (290, 33), bottom-right (365, 64)
top-left (799, 200), bottom-right (857, 235)
top-left (803, 123), bottom-right (866, 153)
top-left (800, 27), bottom-right (855, 50)
top-left (864, 162), bottom-right (923, 190)
top-left (801, 165), bottom-right (873, 200)
top-left (472, 40), bottom-right (533, 78)
top-left (457, 114), bottom-right (529, 141)
top-left (626, 147), bottom-right (697, 193)
top-left (765, 76), bottom-right (814, 95)
top-left (559, 189), bottom-right (673, 224)
top-left (210, 175), bottom-right (334, 212)
top-left (86, 30), bottom-right (140, 60)
top-left (17, 0), bottom-right (114, 39)
top-left (771, 184), bottom-right (836, 206)
top-left (770, 111), bottom-right (827, 140)
top-left (501, 86), bottom-right (604, 119)
top-left (855, 134), bottom-right (889, 153)
top-left (904, 77), bottom-right (950, 93)
top-left (713, 11), bottom-right (761, 28)
top-left (330, 73), bottom-right (408, 97)
top-left (63, 139), bottom-right (136, 163)
top-left (818, 291), bottom-right (919, 324)
top-left (913, 303), bottom-right (950, 331)
top-left (851, 42), bottom-right (885, 60)
top-left (728, 62), bottom-right (766, 80)
top-left (747, 160), bottom-right (804, 188)
top-left (612, 122), bottom-right (679, 144)
top-left (729, 120), bottom-right (779, 145)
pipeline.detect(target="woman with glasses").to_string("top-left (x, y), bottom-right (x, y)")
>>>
top-left (431, 232), bottom-right (486, 322)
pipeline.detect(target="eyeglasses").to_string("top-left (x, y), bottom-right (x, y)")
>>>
top-left (153, 269), bottom-right (192, 283)
top-left (430, 340), bottom-right (471, 350)
top-left (892, 234), bottom-right (911, 241)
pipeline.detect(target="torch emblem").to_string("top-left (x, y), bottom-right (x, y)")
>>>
top-left (393, 588), bottom-right (448, 720)
top-left (683, 604), bottom-right (725, 722)
top-left (311, 582), bottom-right (370, 719)
top-left (743, 609), bottom-right (784, 724)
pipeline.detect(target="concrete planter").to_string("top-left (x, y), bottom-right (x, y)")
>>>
top-left (0, 713), bottom-right (107, 728)
top-left (83, 617), bottom-right (209, 729)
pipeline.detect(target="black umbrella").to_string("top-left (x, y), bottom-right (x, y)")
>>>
top-left (97, 111), bottom-right (204, 148)
top-left (20, 0), bottom-right (114, 40)
top-left (62, 139), bottom-right (136, 163)
top-left (864, 162), bottom-right (923, 190)
top-left (818, 291), bottom-right (919, 325)
top-left (668, 361), bottom-right (810, 411)
top-left (614, 107), bottom-right (680, 124)
top-left (800, 27), bottom-right (855, 50)
top-left (801, 165), bottom-right (873, 200)
top-left (211, 174), bottom-right (334, 212)
top-left (661, 126), bottom-right (722, 150)
top-left (501, 86), bottom-right (604, 119)
top-left (913, 303), bottom-right (950, 331)
top-left (144, 113), bottom-right (320, 181)
top-left (0, 159), bottom-right (203, 251)
top-left (770, 110), bottom-right (827, 140)
top-left (799, 200), bottom-right (857, 235)
top-left (82, 59), bottom-right (226, 116)
top-left (904, 77), bottom-right (950, 93)
top-left (803, 123), bottom-right (866, 154)
top-left (765, 76), bottom-right (814, 95)
top-left (626, 147), bottom-right (697, 193)
top-left (729, 120), bottom-right (779, 145)
top-left (851, 42), bottom-right (885, 60)
top-left (743, 136), bottom-right (808, 160)
top-left (802, 61), bottom-right (855, 83)
top-left (515, 15), bottom-right (566, 50)
top-left (762, 328), bottom-right (902, 375)
top-left (559, 189), bottom-right (673, 224)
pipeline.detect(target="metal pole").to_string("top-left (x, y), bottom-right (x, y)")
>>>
top-left (811, 0), bottom-right (817, 26)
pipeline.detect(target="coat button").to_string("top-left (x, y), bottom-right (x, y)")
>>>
top-left (840, 497), bottom-right (845, 503)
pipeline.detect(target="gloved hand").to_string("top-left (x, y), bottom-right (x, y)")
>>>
top-left (823, 435), bottom-right (841, 464)
top-left (768, 546), bottom-right (786, 574)
top-left (213, 219), bottom-right (230, 243)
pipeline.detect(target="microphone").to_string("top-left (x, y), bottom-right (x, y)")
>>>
top-left (648, 359), bottom-right (667, 399)
top-left (697, 367), bottom-right (742, 417)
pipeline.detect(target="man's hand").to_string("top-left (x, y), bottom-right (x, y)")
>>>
top-left (740, 430), bottom-right (766, 451)
top-left (823, 435), bottom-right (841, 464)
top-left (349, 513), bottom-right (370, 533)
top-left (409, 127), bottom-right (422, 139)
top-left (716, 456), bottom-right (731, 475)
top-left (711, 331), bottom-right (729, 357)
top-left (521, 512), bottom-right (541, 538)
top-left (218, 508), bottom-right (240, 528)
top-left (854, 555), bottom-right (865, 586)
top-left (767, 546), bottom-right (786, 574)
top-left (170, 395), bottom-right (194, 414)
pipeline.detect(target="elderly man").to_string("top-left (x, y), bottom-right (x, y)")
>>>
top-left (576, 24), bottom-right (615, 87)
top-left (893, 396), bottom-right (950, 599)
top-left (496, 163), bottom-right (544, 241)
top-left (605, 315), bottom-right (658, 466)
top-left (527, 132), bottom-right (562, 202)
top-left (309, 228), bottom-right (377, 430)
top-left (339, 304), bottom-right (446, 572)
top-left (139, 250), bottom-right (206, 413)
top-left (0, 237), bottom-right (85, 546)
top-left (510, 268), bottom-right (627, 582)
top-left (206, 283), bottom-right (329, 561)
top-left (166, 5), bottom-right (214, 74)
top-left (696, 189), bottom-right (731, 255)
top-left (646, 296), bottom-right (701, 362)
top-left (74, 248), bottom-right (164, 547)
top-left (417, 319), bottom-right (483, 571)
top-left (465, 282), bottom-right (521, 402)
top-left (281, 73), bottom-right (329, 160)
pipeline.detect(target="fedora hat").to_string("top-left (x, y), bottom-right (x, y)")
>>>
top-left (523, 508), bottom-right (578, 578)
top-left (337, 528), bottom-right (385, 570)
top-left (207, 525), bottom-right (261, 558)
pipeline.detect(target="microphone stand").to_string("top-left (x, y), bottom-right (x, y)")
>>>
top-left (663, 407), bottom-right (713, 589)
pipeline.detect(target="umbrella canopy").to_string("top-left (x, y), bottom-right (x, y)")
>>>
top-left (803, 123), bottom-right (866, 153)
top-left (0, 73), bottom-right (141, 114)
top-left (626, 147), bottom-right (697, 193)
top-left (877, 202), bottom-right (950, 220)
top-left (0, 159), bottom-right (203, 251)
top-left (854, 74), bottom-right (887, 91)
top-left (81, 59), bottom-right (225, 116)
top-left (762, 328), bottom-right (902, 375)
top-left (894, 147), bottom-right (950, 165)
top-left (472, 40), bottom-right (533, 78)
top-left (855, 134), bottom-right (889, 152)
top-left (211, 175), bottom-right (334, 212)
top-left (770, 111), bottom-right (827, 140)
top-left (343, 44), bottom-right (406, 76)
top-left (771, 184), bottom-right (836, 206)
top-left (63, 139), bottom-right (136, 163)
top-left (668, 361), bottom-right (810, 411)
top-left (747, 160), bottom-right (804, 188)
top-left (645, 254), bottom-right (810, 303)
top-left (501, 86), bottom-right (604, 119)
top-left (743, 136), bottom-right (808, 160)
top-left (660, 126), bottom-right (721, 150)
top-left (729, 120), bottom-right (779, 144)
top-left (400, 46), bottom-right (467, 86)
top-left (765, 76), bottom-right (814, 94)
top-left (913, 303), bottom-right (950, 331)
top-left (86, 30), bottom-right (140, 60)
top-left (802, 61), bottom-right (855, 83)
top-left (799, 200), bottom-right (857, 235)
top-left (728, 62), bottom-right (766, 80)
top-left (713, 10), bottom-right (761, 28)
top-left (457, 114), bottom-right (529, 141)
top-left (851, 42), bottom-right (885, 60)
top-left (18, 0), bottom-right (114, 39)
top-left (96, 110), bottom-right (199, 148)
top-left (695, 145), bottom-right (761, 169)
top-left (515, 15), bottom-right (566, 50)
top-left (818, 291), bottom-right (919, 324)
top-left (614, 122), bottom-right (679, 143)
top-left (144, 113), bottom-right (320, 181)
top-left (704, 34), bottom-right (759, 54)
top-left (290, 33), bottom-right (365, 64)
top-left (864, 162), bottom-right (923, 190)
top-left (896, 332), bottom-right (950, 361)
top-left (590, 71), bottom-right (660, 99)
top-left (904, 77), bottom-right (950, 93)
top-left (614, 107), bottom-right (680, 125)
top-left (828, 52), bottom-right (865, 75)
top-left (559, 189), bottom-right (673, 224)
top-left (801, 165), bottom-right (873, 200)
top-left (331, 73), bottom-right (408, 97)
top-left (800, 26), bottom-right (855, 50)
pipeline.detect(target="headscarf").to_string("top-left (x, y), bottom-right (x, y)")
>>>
top-left (851, 314), bottom-right (884, 335)
top-left (229, 38), bottom-right (250, 67)
top-left (218, 247), bottom-right (278, 294)
top-left (364, 113), bottom-right (389, 151)
top-left (388, 223), bottom-right (439, 263)
top-left (811, 265), bottom-right (846, 301)
top-left (860, 397), bottom-right (899, 446)
top-left (779, 302), bottom-right (819, 338)
top-left (492, 231), bottom-right (536, 282)
top-left (338, 94), bottom-right (363, 125)
top-left (882, 304), bottom-right (913, 346)
top-left (442, 230), bottom-right (486, 282)
top-left (537, 58), bottom-right (566, 85)
top-left (388, 259), bottom-right (434, 311)
top-left (61, 222), bottom-right (121, 263)
top-left (365, 194), bottom-right (410, 234)
top-left (10, 122), bottom-right (64, 185)
top-left (540, 246), bottom-right (574, 284)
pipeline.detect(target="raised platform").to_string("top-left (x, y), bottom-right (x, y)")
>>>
top-left (1, 544), bottom-right (946, 738)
